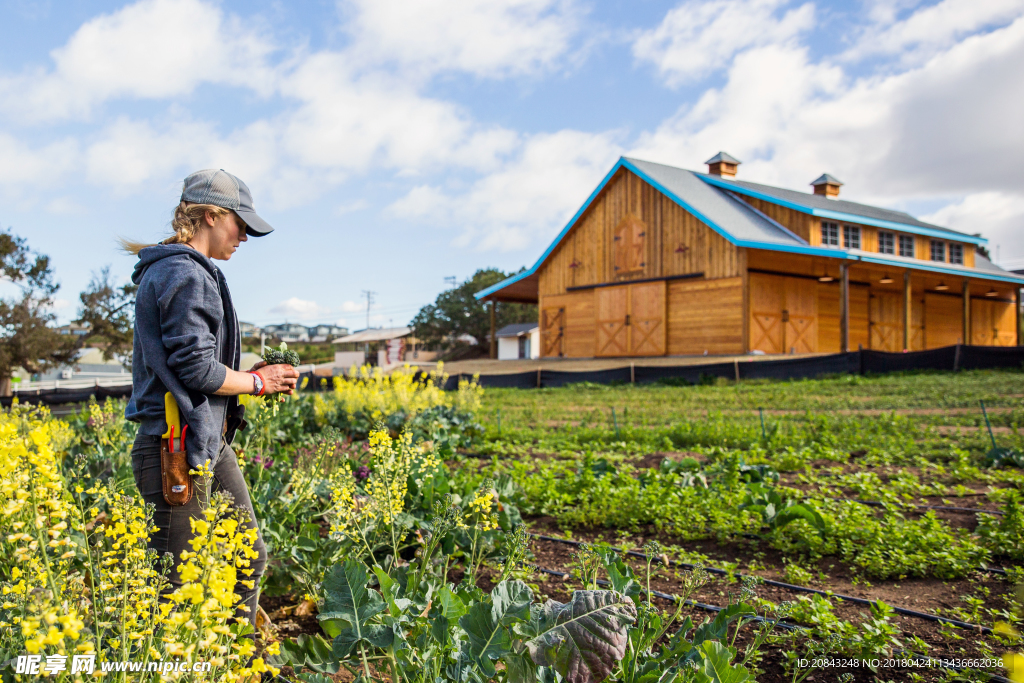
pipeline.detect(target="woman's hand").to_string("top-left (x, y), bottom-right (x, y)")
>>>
top-left (215, 362), bottom-right (301, 396)
top-left (249, 360), bottom-right (300, 395)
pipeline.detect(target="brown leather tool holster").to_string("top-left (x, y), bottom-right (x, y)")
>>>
top-left (161, 439), bottom-right (193, 506)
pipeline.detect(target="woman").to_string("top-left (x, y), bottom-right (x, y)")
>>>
top-left (124, 169), bottom-right (299, 626)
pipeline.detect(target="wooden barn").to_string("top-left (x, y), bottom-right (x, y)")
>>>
top-left (476, 155), bottom-right (1024, 358)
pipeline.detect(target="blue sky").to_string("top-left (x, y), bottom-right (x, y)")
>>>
top-left (2, 0), bottom-right (1023, 329)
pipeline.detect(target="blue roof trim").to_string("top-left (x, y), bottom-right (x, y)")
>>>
top-left (475, 159), bottom-right (631, 300)
top-left (622, 159), bottom-right (847, 258)
top-left (620, 158), bottom-right (738, 246)
top-left (698, 174), bottom-right (988, 246)
top-left (853, 254), bottom-right (1024, 285)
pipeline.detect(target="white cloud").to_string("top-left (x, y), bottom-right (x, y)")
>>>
top-left (390, 129), bottom-right (623, 250)
top-left (339, 301), bottom-right (364, 313)
top-left (921, 192), bottom-right (1024, 265)
top-left (843, 0), bottom-right (1024, 65)
top-left (341, 0), bottom-right (580, 78)
top-left (631, 14), bottom-right (1024, 211)
top-left (0, 0), bottom-right (276, 122)
top-left (280, 54), bottom-right (520, 174)
top-left (268, 297), bottom-right (330, 321)
top-left (632, 0), bottom-right (814, 86)
top-left (0, 134), bottom-right (79, 188)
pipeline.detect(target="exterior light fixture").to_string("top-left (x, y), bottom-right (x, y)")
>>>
top-left (935, 281), bottom-right (949, 291)
top-left (818, 274), bottom-right (834, 282)
top-left (879, 274), bottom-right (893, 284)
top-left (986, 289), bottom-right (998, 297)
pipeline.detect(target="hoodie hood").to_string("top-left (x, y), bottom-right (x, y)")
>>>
top-left (132, 244), bottom-right (220, 285)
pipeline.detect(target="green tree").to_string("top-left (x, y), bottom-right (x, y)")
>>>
top-left (75, 266), bottom-right (137, 367)
top-left (0, 231), bottom-right (78, 395)
top-left (411, 269), bottom-right (536, 351)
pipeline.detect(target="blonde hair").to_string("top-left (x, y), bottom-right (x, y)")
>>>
top-left (119, 202), bottom-right (232, 255)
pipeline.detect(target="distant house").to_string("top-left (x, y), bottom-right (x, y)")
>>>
top-left (239, 321), bottom-right (260, 337)
top-left (58, 323), bottom-right (90, 337)
top-left (477, 154), bottom-right (1024, 357)
top-left (38, 347), bottom-right (129, 381)
top-left (264, 323), bottom-right (309, 342)
top-left (307, 324), bottom-right (349, 342)
top-left (333, 327), bottom-right (415, 369)
top-left (496, 323), bottom-right (540, 360)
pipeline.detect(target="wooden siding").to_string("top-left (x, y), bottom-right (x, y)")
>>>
top-left (537, 168), bottom-right (740, 298)
top-left (736, 196), bottom-right (817, 243)
top-left (666, 277), bottom-right (744, 355)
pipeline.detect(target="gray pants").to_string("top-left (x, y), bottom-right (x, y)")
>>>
top-left (131, 434), bottom-right (268, 626)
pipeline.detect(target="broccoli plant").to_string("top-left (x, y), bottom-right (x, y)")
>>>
top-left (259, 342), bottom-right (301, 402)
top-left (262, 341), bottom-right (301, 367)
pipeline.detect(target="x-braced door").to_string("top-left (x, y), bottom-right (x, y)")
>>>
top-left (595, 286), bottom-right (628, 356)
top-left (541, 307), bottom-right (565, 357)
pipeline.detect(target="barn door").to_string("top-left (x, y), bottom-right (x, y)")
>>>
top-left (973, 300), bottom-right (1015, 346)
top-left (993, 301), bottom-right (1017, 346)
top-left (595, 286), bottom-right (629, 356)
top-left (541, 307), bottom-right (565, 357)
top-left (869, 292), bottom-right (901, 352)
top-left (628, 281), bottom-right (665, 356)
top-left (784, 277), bottom-right (817, 354)
top-left (749, 273), bottom-right (784, 354)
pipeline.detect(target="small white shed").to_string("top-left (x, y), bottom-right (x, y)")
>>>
top-left (496, 323), bottom-right (540, 360)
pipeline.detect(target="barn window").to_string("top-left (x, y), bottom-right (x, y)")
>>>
top-left (949, 243), bottom-right (963, 265)
top-left (614, 216), bottom-right (646, 274)
top-left (899, 235), bottom-right (915, 258)
top-left (821, 221), bottom-right (839, 246)
top-left (843, 225), bottom-right (861, 249)
top-left (878, 231), bottom-right (895, 254)
top-left (930, 240), bottom-right (946, 262)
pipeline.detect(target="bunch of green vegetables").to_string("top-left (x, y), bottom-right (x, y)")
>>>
top-left (263, 341), bottom-right (301, 367)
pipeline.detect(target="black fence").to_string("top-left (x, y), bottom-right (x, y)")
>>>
top-left (6, 344), bottom-right (1023, 406)
top-left (2, 383), bottom-right (133, 408)
top-left (441, 344), bottom-right (1024, 390)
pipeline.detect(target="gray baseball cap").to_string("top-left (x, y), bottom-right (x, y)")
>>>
top-left (180, 169), bottom-right (274, 236)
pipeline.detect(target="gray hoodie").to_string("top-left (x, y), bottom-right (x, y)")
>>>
top-left (125, 244), bottom-right (244, 468)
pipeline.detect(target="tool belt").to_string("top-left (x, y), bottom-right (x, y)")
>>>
top-left (161, 428), bottom-right (193, 506)
top-left (161, 392), bottom-right (193, 506)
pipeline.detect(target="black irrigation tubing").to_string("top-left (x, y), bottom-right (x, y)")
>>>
top-left (836, 496), bottom-right (1004, 516)
top-left (528, 533), bottom-right (996, 635)
top-left (532, 565), bottom-right (803, 632)
top-left (533, 563), bottom-right (1012, 683)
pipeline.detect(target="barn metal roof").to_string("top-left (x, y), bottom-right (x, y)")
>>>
top-left (332, 326), bottom-right (411, 344)
top-left (475, 157), bottom-right (1022, 303)
top-left (496, 323), bottom-right (538, 337)
top-left (700, 173), bottom-right (983, 244)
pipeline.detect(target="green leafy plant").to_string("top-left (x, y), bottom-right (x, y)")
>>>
top-left (263, 340), bottom-right (301, 366)
top-left (740, 483), bottom-right (826, 535)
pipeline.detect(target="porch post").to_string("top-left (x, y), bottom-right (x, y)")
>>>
top-left (962, 280), bottom-right (970, 345)
top-left (840, 262), bottom-right (850, 353)
top-left (489, 302), bottom-right (497, 359)
top-left (903, 271), bottom-right (911, 351)
top-left (1018, 288), bottom-right (1022, 346)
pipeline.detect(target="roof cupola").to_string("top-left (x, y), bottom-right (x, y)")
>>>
top-left (811, 173), bottom-right (843, 199)
top-left (705, 151), bottom-right (741, 179)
